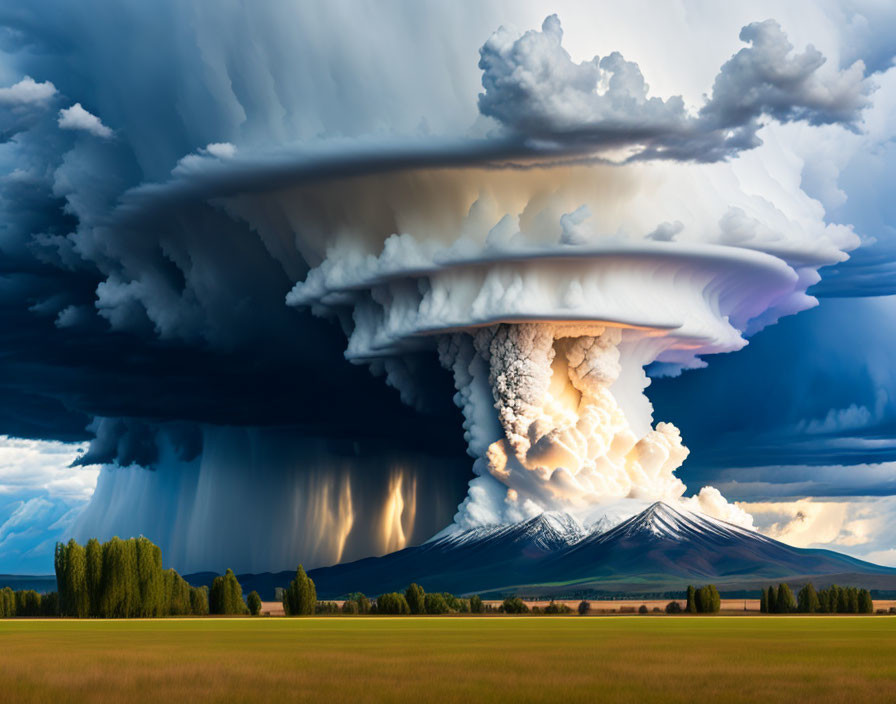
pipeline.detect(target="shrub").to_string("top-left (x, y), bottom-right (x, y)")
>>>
top-left (577, 600), bottom-right (590, 615)
top-left (639, 604), bottom-right (649, 614)
top-left (344, 592), bottom-right (371, 614)
top-left (652, 607), bottom-right (661, 613)
top-left (376, 593), bottom-right (410, 614)
top-left (315, 601), bottom-right (339, 614)
top-left (341, 600), bottom-right (359, 614)
top-left (442, 593), bottom-right (461, 611)
top-left (502, 597), bottom-right (529, 614)
top-left (665, 600), bottom-right (682, 614)
top-left (247, 591), bottom-right (262, 616)
top-left (470, 595), bottom-right (484, 614)
top-left (424, 593), bottom-right (450, 614)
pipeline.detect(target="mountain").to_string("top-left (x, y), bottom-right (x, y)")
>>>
top-left (300, 501), bottom-right (896, 598)
top-left (302, 511), bottom-right (587, 598)
top-left (184, 501), bottom-right (896, 599)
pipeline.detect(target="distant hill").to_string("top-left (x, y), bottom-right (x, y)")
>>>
top-left (200, 502), bottom-right (896, 600)
top-left (0, 574), bottom-right (57, 593)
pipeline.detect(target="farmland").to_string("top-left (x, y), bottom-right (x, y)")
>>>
top-left (2, 617), bottom-right (895, 703)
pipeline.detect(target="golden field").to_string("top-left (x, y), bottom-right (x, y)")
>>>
top-left (2, 617), bottom-right (895, 703)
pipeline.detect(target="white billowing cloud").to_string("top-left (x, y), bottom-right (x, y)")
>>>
top-left (173, 141), bottom-right (238, 176)
top-left (203, 142), bottom-right (236, 159)
top-left (0, 437), bottom-right (99, 572)
top-left (740, 496), bottom-right (896, 566)
top-left (0, 76), bottom-right (57, 105)
top-left (682, 486), bottom-right (755, 529)
top-left (57, 103), bottom-right (113, 138)
top-left (477, 16), bottom-right (871, 162)
top-left (0, 436), bottom-right (97, 501)
top-left (271, 17), bottom-right (863, 529)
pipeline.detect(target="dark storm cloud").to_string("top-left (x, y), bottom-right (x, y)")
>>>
top-left (651, 297), bottom-right (896, 496)
top-left (0, 0), bottom-right (893, 487)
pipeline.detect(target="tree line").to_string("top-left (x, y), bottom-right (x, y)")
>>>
top-left (761, 583), bottom-right (874, 614)
top-left (0, 587), bottom-right (58, 617)
top-left (53, 537), bottom-right (209, 617)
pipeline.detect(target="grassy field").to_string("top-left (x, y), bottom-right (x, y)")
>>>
top-left (2, 617), bottom-right (895, 703)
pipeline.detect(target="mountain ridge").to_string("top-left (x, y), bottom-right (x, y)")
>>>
top-left (182, 501), bottom-right (896, 599)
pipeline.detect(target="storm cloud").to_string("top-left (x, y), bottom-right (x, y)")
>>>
top-left (0, 0), bottom-right (894, 572)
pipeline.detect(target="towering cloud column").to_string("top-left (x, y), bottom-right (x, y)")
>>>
top-left (438, 323), bottom-right (689, 527)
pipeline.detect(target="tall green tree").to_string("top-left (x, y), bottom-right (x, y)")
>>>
top-left (424, 593), bottom-right (450, 614)
top-left (190, 586), bottom-right (209, 616)
top-left (405, 583), bottom-right (425, 614)
top-left (135, 537), bottom-right (164, 617)
top-left (707, 585), bottom-right (721, 613)
top-left (847, 587), bottom-right (859, 613)
top-left (0, 586), bottom-right (14, 617)
top-left (858, 589), bottom-right (873, 614)
top-left (282, 565), bottom-right (316, 616)
top-left (797, 583), bottom-right (820, 613)
top-left (470, 595), bottom-right (484, 614)
top-left (85, 538), bottom-right (103, 617)
top-left (760, 588), bottom-right (767, 613)
top-left (686, 585), bottom-right (697, 614)
top-left (767, 586), bottom-right (777, 614)
top-left (54, 542), bottom-right (68, 615)
top-left (247, 591), bottom-right (262, 616)
top-left (776, 584), bottom-right (795, 613)
top-left (837, 585), bottom-right (849, 613)
top-left (210, 569), bottom-right (247, 615)
top-left (66, 539), bottom-right (89, 617)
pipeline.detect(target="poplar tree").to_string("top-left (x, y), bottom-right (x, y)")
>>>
top-left (0, 586), bottom-right (14, 617)
top-left (66, 539), bottom-right (89, 618)
top-left (837, 585), bottom-right (849, 613)
top-left (760, 588), bottom-right (767, 613)
top-left (283, 565), bottom-right (316, 616)
top-left (686, 585), bottom-right (697, 614)
top-left (858, 589), bottom-right (873, 614)
top-left (210, 569), bottom-right (247, 614)
top-left (776, 584), bottom-right (795, 613)
top-left (767, 586), bottom-right (777, 614)
top-left (135, 537), bottom-right (164, 617)
top-left (797, 583), bottom-right (819, 613)
top-left (85, 538), bottom-right (103, 617)
top-left (405, 583), bottom-right (425, 614)
top-left (247, 591), bottom-right (262, 616)
top-left (190, 586), bottom-right (209, 616)
top-left (54, 542), bottom-right (68, 615)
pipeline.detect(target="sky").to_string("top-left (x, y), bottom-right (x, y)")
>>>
top-left (0, 0), bottom-right (895, 574)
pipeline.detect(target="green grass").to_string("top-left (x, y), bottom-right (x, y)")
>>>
top-left (2, 617), bottom-right (895, 703)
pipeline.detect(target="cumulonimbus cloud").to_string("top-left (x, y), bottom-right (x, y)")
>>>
top-left (478, 16), bottom-right (870, 162)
